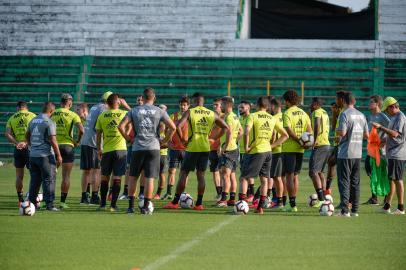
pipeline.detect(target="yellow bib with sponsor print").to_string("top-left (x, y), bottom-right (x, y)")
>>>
top-left (51, 108), bottom-right (82, 146)
top-left (282, 106), bottom-right (311, 153)
top-left (272, 112), bottom-right (284, 154)
top-left (239, 115), bottom-right (249, 154)
top-left (95, 109), bottom-right (127, 153)
top-left (220, 111), bottom-right (241, 152)
top-left (187, 106), bottom-right (215, 152)
top-left (247, 111), bottom-right (281, 154)
top-left (311, 108), bottom-right (330, 147)
top-left (6, 109), bottom-right (36, 142)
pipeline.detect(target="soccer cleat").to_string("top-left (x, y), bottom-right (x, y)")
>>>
top-left (59, 202), bottom-right (70, 209)
top-left (246, 195), bottom-right (254, 203)
top-left (46, 206), bottom-right (60, 212)
top-left (110, 206), bottom-right (119, 213)
top-left (127, 208), bottom-right (135, 214)
top-left (140, 208), bottom-right (153, 215)
top-left (255, 207), bottom-right (264, 215)
top-left (215, 194), bottom-right (222, 202)
top-left (363, 197), bottom-right (379, 205)
top-left (313, 200), bottom-right (323, 208)
top-left (227, 199), bottom-right (235, 206)
top-left (335, 212), bottom-right (351, 217)
top-left (324, 189), bottom-right (332, 196)
top-left (350, 212), bottom-right (359, 217)
top-left (153, 194), bottom-right (161, 200)
top-left (90, 195), bottom-right (100, 205)
top-left (107, 193), bottom-right (112, 202)
top-left (377, 208), bottom-right (391, 214)
top-left (163, 202), bottom-right (179, 209)
top-left (282, 206), bottom-right (298, 212)
top-left (216, 200), bottom-right (227, 207)
top-left (193, 205), bottom-right (204, 211)
top-left (249, 199), bottom-right (259, 209)
top-left (392, 209), bottom-right (405, 215)
top-left (118, 193), bottom-right (128, 200)
top-left (80, 196), bottom-right (90, 205)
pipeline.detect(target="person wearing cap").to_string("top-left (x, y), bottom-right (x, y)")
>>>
top-left (51, 93), bottom-right (84, 209)
top-left (373, 97), bottom-right (406, 215)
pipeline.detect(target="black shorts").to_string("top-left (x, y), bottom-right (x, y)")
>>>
top-left (168, 149), bottom-right (185, 169)
top-left (241, 152), bottom-right (272, 178)
top-left (160, 155), bottom-right (168, 174)
top-left (80, 145), bottom-right (100, 170)
top-left (101, 150), bottom-right (127, 177)
top-left (270, 153), bottom-right (283, 178)
top-left (130, 150), bottom-right (160, 178)
top-left (181, 152), bottom-right (209, 172)
top-left (219, 149), bottom-right (239, 172)
top-left (126, 147), bottom-right (132, 166)
top-left (14, 147), bottom-right (29, 169)
top-left (309, 145), bottom-right (330, 174)
top-left (239, 153), bottom-right (246, 171)
top-left (59, 144), bottom-right (75, 163)
top-left (388, 159), bottom-right (405, 181)
top-left (283, 152), bottom-right (304, 175)
top-left (209, 150), bottom-right (220, 172)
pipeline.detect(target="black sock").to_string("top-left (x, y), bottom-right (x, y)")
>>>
top-left (248, 184), bottom-right (254, 196)
top-left (282, 195), bottom-right (287, 206)
top-left (196, 195), bottom-right (203, 206)
top-left (372, 193), bottom-right (377, 200)
top-left (111, 180), bottom-right (121, 208)
top-left (277, 197), bottom-right (282, 205)
top-left (91, 191), bottom-right (98, 199)
top-left (129, 196), bottom-right (135, 209)
top-left (254, 186), bottom-right (261, 200)
top-left (61, 192), bottom-right (68, 203)
top-left (398, 204), bottom-right (404, 211)
top-left (100, 181), bottom-right (109, 207)
top-left (143, 198), bottom-right (151, 210)
top-left (17, 192), bottom-right (24, 202)
top-left (81, 192), bottom-right (87, 200)
top-left (271, 188), bottom-right (277, 199)
top-left (267, 189), bottom-right (271, 197)
top-left (172, 193), bottom-right (181, 204)
top-left (230, 192), bottom-right (236, 201)
top-left (167, 184), bottom-right (173, 195)
top-left (216, 186), bottom-right (222, 196)
top-left (383, 202), bottom-right (391, 210)
top-left (258, 195), bottom-right (266, 210)
top-left (238, 193), bottom-right (246, 201)
top-left (123, 184), bottom-right (128, 195)
top-left (221, 192), bottom-right (228, 201)
top-left (86, 183), bottom-right (90, 194)
top-left (289, 196), bottom-right (296, 208)
top-left (316, 188), bottom-right (325, 201)
top-left (326, 178), bottom-right (332, 190)
top-left (139, 186), bottom-right (144, 196)
top-left (156, 187), bottom-right (163, 195)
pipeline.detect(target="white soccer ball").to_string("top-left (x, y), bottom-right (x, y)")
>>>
top-left (138, 200), bottom-right (154, 213)
top-left (300, 132), bottom-right (314, 147)
top-left (179, 192), bottom-right (194, 209)
top-left (308, 193), bottom-right (318, 207)
top-left (25, 192), bottom-right (43, 203)
top-left (19, 201), bottom-right (36, 216)
top-left (319, 201), bottom-right (335, 216)
top-left (324, 194), bottom-right (334, 203)
top-left (263, 196), bottom-right (272, 209)
top-left (233, 200), bottom-right (249, 215)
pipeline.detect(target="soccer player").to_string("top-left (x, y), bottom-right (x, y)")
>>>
top-left (281, 90), bottom-right (312, 212)
top-left (363, 95), bottom-right (390, 205)
top-left (119, 88), bottom-right (175, 214)
top-left (309, 97), bottom-right (330, 207)
top-left (51, 93), bottom-right (84, 209)
top-left (154, 104), bottom-right (169, 199)
top-left (336, 93), bottom-right (369, 217)
top-left (26, 102), bottom-right (62, 211)
top-left (95, 94), bottom-right (129, 211)
top-left (374, 97), bottom-right (406, 215)
top-left (163, 92), bottom-right (229, 210)
top-left (161, 96), bottom-right (189, 200)
top-left (216, 96), bottom-right (243, 207)
top-left (5, 101), bottom-right (36, 206)
top-left (239, 96), bottom-right (288, 214)
top-left (209, 98), bottom-right (224, 201)
top-left (76, 103), bottom-right (88, 124)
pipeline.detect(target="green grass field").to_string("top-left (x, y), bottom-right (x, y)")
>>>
top-left (0, 163), bottom-right (405, 270)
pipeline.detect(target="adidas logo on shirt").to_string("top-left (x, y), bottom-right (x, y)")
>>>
top-left (197, 117), bottom-right (208, 126)
top-left (259, 121), bottom-right (271, 130)
top-left (106, 119), bottom-right (118, 129)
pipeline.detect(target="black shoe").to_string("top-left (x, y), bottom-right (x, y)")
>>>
top-left (127, 208), bottom-right (135, 214)
top-left (80, 196), bottom-right (90, 205)
top-left (363, 197), bottom-right (379, 205)
top-left (90, 195), bottom-right (100, 205)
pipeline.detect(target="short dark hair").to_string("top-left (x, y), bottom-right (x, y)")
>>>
top-left (179, 96), bottom-right (189, 104)
top-left (270, 98), bottom-right (282, 108)
top-left (342, 92), bottom-right (355, 105)
top-left (257, 96), bottom-right (270, 109)
top-left (107, 93), bottom-right (119, 107)
top-left (221, 96), bottom-right (234, 105)
top-left (42, 101), bottom-right (55, 113)
top-left (282, 90), bottom-right (300, 105)
top-left (143, 87), bottom-right (155, 101)
top-left (312, 97), bottom-right (324, 106)
top-left (370, 95), bottom-right (383, 108)
top-left (336, 90), bottom-right (347, 100)
top-left (17, 101), bottom-right (27, 109)
top-left (192, 92), bottom-right (204, 99)
top-left (213, 97), bottom-right (222, 103)
top-left (240, 100), bottom-right (251, 107)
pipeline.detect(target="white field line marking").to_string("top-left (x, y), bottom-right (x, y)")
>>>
top-left (142, 215), bottom-right (239, 270)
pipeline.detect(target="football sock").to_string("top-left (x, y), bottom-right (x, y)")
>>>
top-left (111, 179), bottom-right (121, 208)
top-left (100, 181), bottom-right (109, 207)
top-left (139, 186), bottom-right (144, 196)
top-left (271, 188), bottom-right (277, 199)
top-left (282, 195), bottom-right (287, 206)
top-left (81, 192), bottom-right (87, 200)
top-left (144, 198), bottom-right (151, 209)
top-left (326, 178), bottom-right (332, 190)
top-left (248, 184), bottom-right (254, 196)
top-left (60, 192), bottom-right (68, 203)
top-left (254, 187), bottom-right (261, 200)
top-left (316, 188), bottom-right (325, 201)
top-left (221, 192), bottom-right (228, 201)
top-left (91, 191), bottom-right (98, 199)
top-left (383, 202), bottom-right (391, 210)
top-left (216, 186), bottom-right (222, 196)
top-left (277, 197), bottom-right (283, 205)
top-left (156, 187), bottom-right (163, 195)
top-left (238, 193), bottom-right (246, 201)
top-left (258, 195), bottom-right (266, 210)
top-left (196, 195), bottom-right (203, 206)
top-left (123, 184), bottom-right (128, 195)
top-left (289, 196), bottom-right (296, 208)
top-left (172, 194), bottom-right (181, 204)
top-left (17, 191), bottom-right (24, 202)
top-left (230, 192), bottom-right (236, 201)
top-left (86, 183), bottom-right (90, 194)
top-left (398, 204), bottom-right (404, 211)
top-left (128, 196), bottom-right (135, 209)
top-left (167, 184), bottom-right (173, 195)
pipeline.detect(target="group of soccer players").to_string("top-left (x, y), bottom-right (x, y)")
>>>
top-left (5, 87), bottom-right (405, 215)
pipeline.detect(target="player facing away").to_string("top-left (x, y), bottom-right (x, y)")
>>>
top-left (239, 96), bottom-right (288, 214)
top-left (309, 97), bottom-right (330, 208)
top-left (281, 90), bottom-right (312, 212)
top-left (216, 96), bottom-right (243, 207)
top-left (96, 94), bottom-right (129, 212)
top-left (51, 93), bottom-right (84, 209)
top-left (375, 97), bottom-right (406, 215)
top-left (5, 101), bottom-right (36, 206)
top-left (161, 96), bottom-right (189, 200)
top-left (119, 88), bottom-right (175, 215)
top-left (163, 92), bottom-right (230, 210)
top-left (26, 102), bottom-right (62, 211)
top-left (336, 93), bottom-right (369, 217)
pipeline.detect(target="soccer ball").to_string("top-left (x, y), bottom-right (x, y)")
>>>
top-left (179, 192), bottom-right (194, 209)
top-left (299, 132), bottom-right (314, 147)
top-left (308, 193), bottom-right (318, 207)
top-left (233, 200), bottom-right (249, 215)
top-left (325, 194), bottom-right (334, 203)
top-left (263, 196), bottom-right (272, 209)
top-left (138, 199), bottom-right (154, 214)
top-left (19, 201), bottom-right (36, 216)
top-left (319, 201), bottom-right (335, 216)
top-left (25, 192), bottom-right (43, 203)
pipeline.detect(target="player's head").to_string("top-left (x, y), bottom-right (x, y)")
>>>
top-left (256, 96), bottom-right (270, 111)
top-left (137, 95), bottom-right (144, 105)
top-left (192, 92), bottom-right (204, 106)
top-left (383, 97), bottom-right (400, 116)
top-left (61, 93), bottom-right (73, 108)
top-left (16, 101), bottom-right (28, 111)
top-left (212, 97), bottom-right (222, 114)
top-left (283, 90), bottom-right (300, 108)
top-left (179, 96), bottom-right (189, 113)
top-left (369, 95), bottom-right (383, 111)
top-left (239, 100), bottom-right (251, 116)
top-left (336, 90), bottom-right (347, 108)
top-left (221, 96), bottom-right (234, 113)
top-left (270, 98), bottom-right (282, 115)
top-left (107, 93), bottom-right (120, 109)
top-left (330, 102), bottom-right (339, 114)
top-left (76, 103), bottom-right (88, 119)
top-left (143, 87), bottom-right (156, 103)
top-left (42, 101), bottom-right (55, 115)
top-left (343, 92), bottom-right (355, 106)
top-left (310, 97), bottom-right (323, 112)
top-left (101, 91), bottom-right (113, 103)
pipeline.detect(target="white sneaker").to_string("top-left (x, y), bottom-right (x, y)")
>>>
top-left (378, 208), bottom-right (391, 214)
top-left (118, 194), bottom-right (128, 200)
top-left (392, 209), bottom-right (405, 215)
top-left (350, 212), bottom-right (359, 217)
top-left (335, 212), bottom-right (350, 217)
